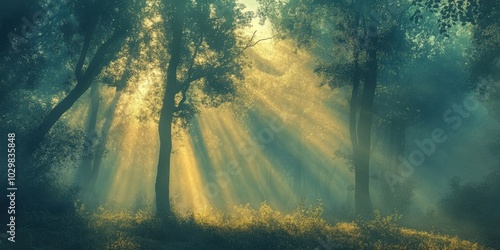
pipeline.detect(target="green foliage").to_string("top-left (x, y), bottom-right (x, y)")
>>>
top-left (357, 210), bottom-right (403, 243)
top-left (410, 0), bottom-right (480, 36)
top-left (72, 0), bottom-right (142, 34)
top-left (139, 0), bottom-right (255, 125)
top-left (172, 0), bottom-right (254, 109)
top-left (469, 0), bottom-right (500, 82)
top-left (258, 0), bottom-right (324, 47)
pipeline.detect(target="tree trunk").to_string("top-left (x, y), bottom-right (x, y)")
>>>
top-left (28, 28), bottom-right (126, 154)
top-left (354, 21), bottom-right (377, 217)
top-left (156, 0), bottom-right (186, 218)
top-left (29, 80), bottom-right (91, 155)
top-left (88, 87), bottom-right (123, 198)
top-left (80, 82), bottom-right (100, 191)
top-left (156, 85), bottom-right (176, 218)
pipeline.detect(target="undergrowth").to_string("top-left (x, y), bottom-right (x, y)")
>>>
top-left (7, 201), bottom-right (489, 250)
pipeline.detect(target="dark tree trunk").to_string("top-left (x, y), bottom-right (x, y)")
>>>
top-left (28, 29), bottom-right (126, 153)
top-left (156, 0), bottom-right (186, 218)
top-left (31, 81), bottom-right (90, 148)
top-left (156, 84), bottom-right (176, 218)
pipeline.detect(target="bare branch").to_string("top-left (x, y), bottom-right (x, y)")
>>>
top-left (242, 30), bottom-right (273, 51)
top-left (248, 36), bottom-right (274, 48)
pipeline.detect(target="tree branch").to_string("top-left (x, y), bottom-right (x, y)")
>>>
top-left (75, 19), bottom-right (96, 82)
top-left (75, 1), bottom-right (105, 81)
top-left (174, 84), bottom-right (189, 112)
top-left (242, 30), bottom-right (273, 51)
top-left (173, 30), bottom-right (272, 113)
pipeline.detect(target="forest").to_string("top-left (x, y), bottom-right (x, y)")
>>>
top-left (0, 0), bottom-right (499, 249)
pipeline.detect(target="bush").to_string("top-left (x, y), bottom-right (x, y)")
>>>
top-left (441, 171), bottom-right (500, 248)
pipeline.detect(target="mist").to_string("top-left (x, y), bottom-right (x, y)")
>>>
top-left (0, 0), bottom-right (499, 249)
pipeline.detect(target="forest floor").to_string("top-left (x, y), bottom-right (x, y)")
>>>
top-left (7, 203), bottom-right (490, 250)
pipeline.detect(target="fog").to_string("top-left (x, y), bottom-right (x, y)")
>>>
top-left (0, 0), bottom-right (498, 248)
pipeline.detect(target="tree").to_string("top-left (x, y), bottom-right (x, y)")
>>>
top-left (155, 0), bottom-right (256, 217)
top-left (0, 1), bottom-right (64, 132)
top-left (26, 0), bottom-right (139, 157)
top-left (258, 0), bottom-right (412, 216)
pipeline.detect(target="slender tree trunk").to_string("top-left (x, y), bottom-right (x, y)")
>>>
top-left (80, 82), bottom-right (100, 190)
top-left (156, 85), bottom-right (176, 217)
top-left (354, 21), bottom-right (377, 217)
top-left (349, 72), bottom-right (360, 153)
top-left (349, 15), bottom-right (361, 182)
top-left (156, 0), bottom-right (186, 218)
top-left (349, 10), bottom-right (361, 153)
top-left (87, 88), bottom-right (123, 197)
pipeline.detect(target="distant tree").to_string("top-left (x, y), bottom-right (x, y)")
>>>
top-left (258, 0), bottom-right (414, 217)
top-left (413, 4), bottom-right (500, 248)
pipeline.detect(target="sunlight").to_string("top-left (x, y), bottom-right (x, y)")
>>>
top-left (57, 16), bottom-right (396, 217)
top-left (162, 39), bottom-right (360, 213)
top-left (57, 0), bottom-right (458, 219)
top-left (89, 76), bottom-right (160, 208)
top-left (7, 0), bottom-right (499, 248)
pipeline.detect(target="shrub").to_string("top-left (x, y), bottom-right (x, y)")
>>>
top-left (441, 171), bottom-right (500, 248)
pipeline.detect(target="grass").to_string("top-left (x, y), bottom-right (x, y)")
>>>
top-left (7, 201), bottom-right (490, 250)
